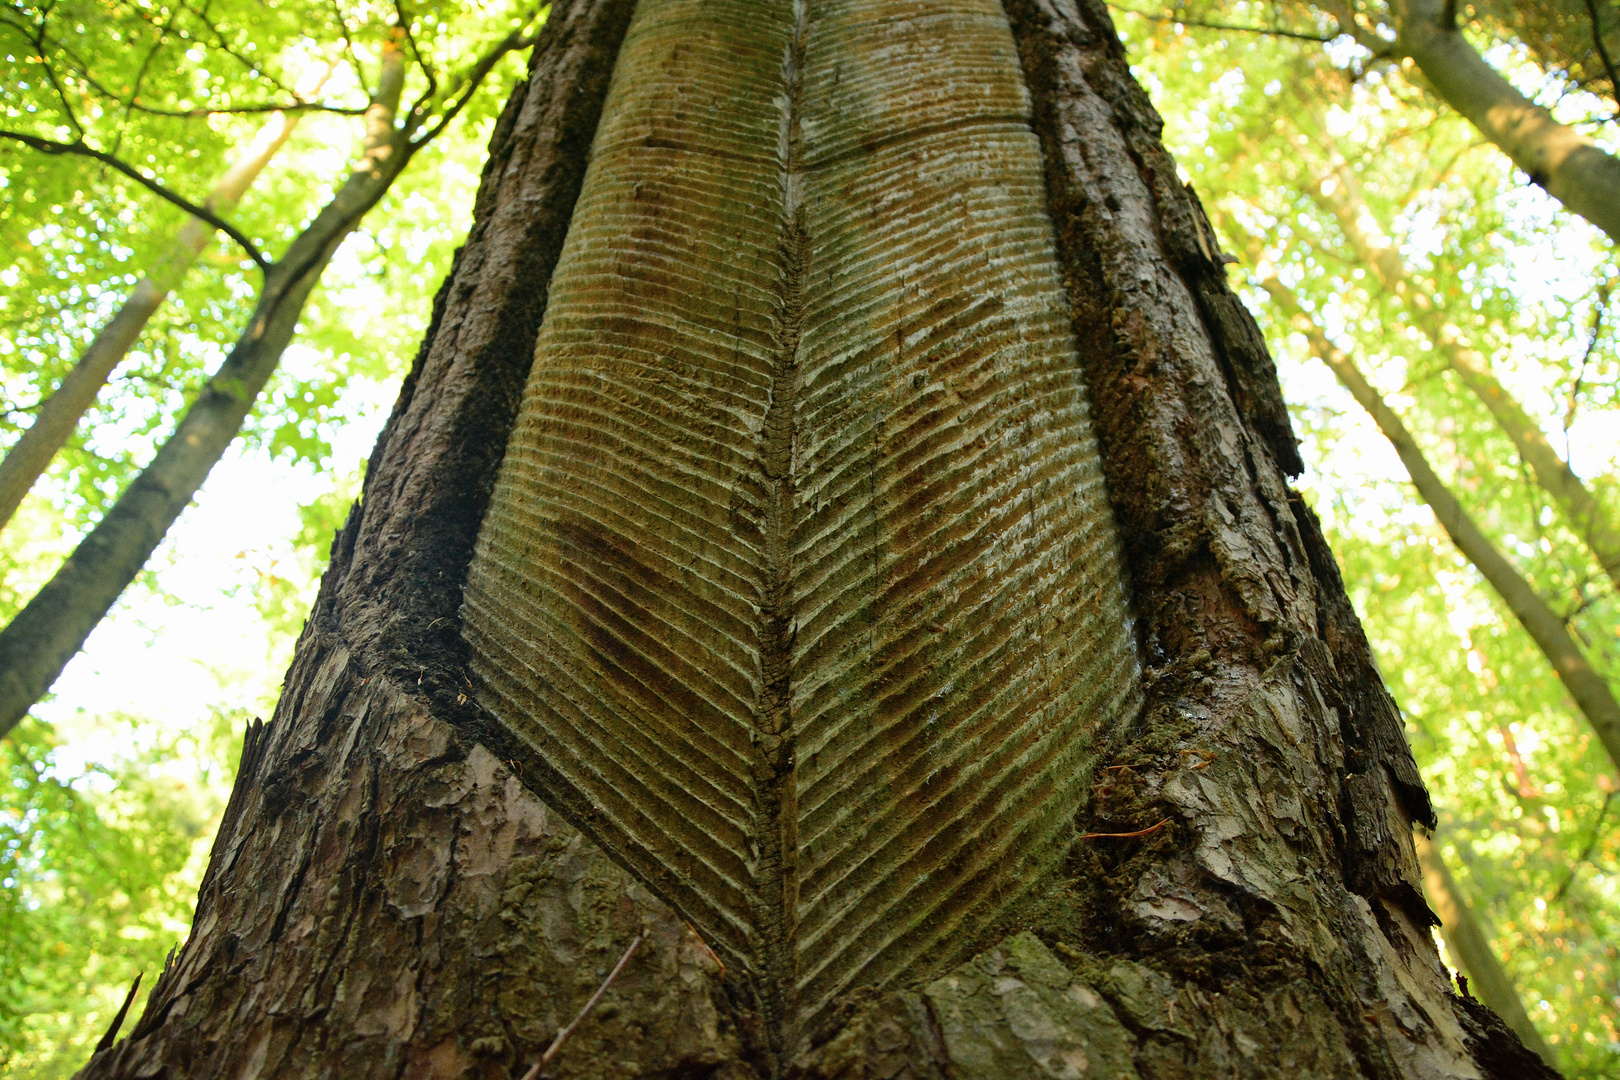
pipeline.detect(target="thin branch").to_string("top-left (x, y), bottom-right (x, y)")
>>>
top-left (1553, 789), bottom-right (1614, 901)
top-left (11, 9), bottom-right (86, 137)
top-left (0, 130), bottom-right (268, 270)
top-left (390, 4), bottom-right (437, 104)
top-left (133, 100), bottom-right (368, 118)
top-left (1565, 281), bottom-right (1608, 459)
top-left (409, 10), bottom-right (540, 145)
top-left (122, 28), bottom-right (170, 133)
top-left (173, 0), bottom-right (302, 99)
top-left (1079, 817), bottom-right (1171, 840)
top-left (329, 0), bottom-right (370, 99)
top-left (1106, 5), bottom-right (1334, 42)
top-left (518, 929), bottom-right (648, 1080)
top-left (1582, 0), bottom-right (1620, 113)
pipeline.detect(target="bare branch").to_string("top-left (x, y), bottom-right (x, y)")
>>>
top-left (411, 14), bottom-right (538, 145)
top-left (1553, 790), bottom-right (1615, 901)
top-left (0, 130), bottom-right (269, 270)
top-left (390, 4), bottom-right (437, 104)
top-left (1582, 0), bottom-right (1620, 102)
top-left (518, 929), bottom-right (648, 1080)
top-left (1107, 5), bottom-right (1334, 43)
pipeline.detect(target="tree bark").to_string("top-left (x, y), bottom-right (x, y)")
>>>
top-left (1255, 263), bottom-right (1620, 781)
top-left (0, 108), bottom-right (302, 533)
top-left (1391, 0), bottom-right (1620, 244)
top-left (1412, 832), bottom-right (1554, 1065)
top-left (1310, 164), bottom-right (1620, 593)
top-left (77, 1), bottom-right (1560, 1077)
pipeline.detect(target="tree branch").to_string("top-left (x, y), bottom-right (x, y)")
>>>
top-left (1581, 0), bottom-right (1620, 111)
top-left (0, 130), bottom-right (269, 270)
top-left (1106, 5), bottom-right (1334, 43)
top-left (1391, 0), bottom-right (1620, 242)
top-left (412, 13), bottom-right (538, 145)
top-left (1309, 160), bottom-right (1620, 592)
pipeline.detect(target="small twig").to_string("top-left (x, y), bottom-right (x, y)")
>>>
top-left (1581, 0), bottom-right (1620, 117)
top-left (1079, 817), bottom-right (1171, 841)
top-left (685, 922), bottom-right (725, 978)
top-left (1107, 5), bottom-right (1335, 43)
top-left (518, 928), bottom-right (648, 1080)
top-left (0, 129), bottom-right (269, 270)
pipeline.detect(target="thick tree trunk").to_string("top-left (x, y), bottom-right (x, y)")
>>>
top-left (79, 1), bottom-right (1559, 1077)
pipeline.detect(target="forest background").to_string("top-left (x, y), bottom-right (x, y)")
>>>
top-left (0, 0), bottom-right (1615, 1075)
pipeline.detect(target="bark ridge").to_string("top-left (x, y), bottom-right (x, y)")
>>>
top-left (462, 0), bottom-right (1141, 1044)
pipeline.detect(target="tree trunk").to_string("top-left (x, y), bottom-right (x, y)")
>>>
top-left (1390, 0), bottom-right (1620, 244)
top-left (0, 107), bottom-right (301, 533)
top-left (1309, 163), bottom-right (1620, 593)
top-left (1412, 832), bottom-right (1554, 1065)
top-left (78, 1), bottom-right (1561, 1077)
top-left (1251, 258), bottom-right (1620, 780)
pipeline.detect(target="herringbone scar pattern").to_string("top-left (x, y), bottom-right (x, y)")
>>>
top-left (462, 0), bottom-right (1140, 1036)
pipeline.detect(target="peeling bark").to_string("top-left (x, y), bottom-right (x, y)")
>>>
top-left (77, 2), bottom-right (1560, 1077)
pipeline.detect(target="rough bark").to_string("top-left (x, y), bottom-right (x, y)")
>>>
top-left (78, 1), bottom-right (1559, 1078)
top-left (1311, 165), bottom-right (1620, 593)
top-left (1255, 263), bottom-right (1620, 779)
top-left (0, 109), bottom-right (301, 532)
top-left (1413, 832), bottom-right (1554, 1065)
top-left (1390, 0), bottom-right (1620, 244)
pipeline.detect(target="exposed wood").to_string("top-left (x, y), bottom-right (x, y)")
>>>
top-left (462, 0), bottom-right (1140, 1049)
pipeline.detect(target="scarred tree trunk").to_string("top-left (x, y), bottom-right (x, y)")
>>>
top-left (78, 1), bottom-right (1559, 1078)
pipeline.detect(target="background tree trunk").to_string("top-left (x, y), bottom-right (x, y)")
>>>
top-left (77, 1), bottom-right (1561, 1077)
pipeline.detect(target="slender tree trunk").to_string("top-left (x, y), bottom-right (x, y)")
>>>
top-left (1311, 165), bottom-right (1620, 592)
top-left (0, 109), bottom-right (302, 532)
top-left (1254, 262), bottom-right (1620, 780)
top-left (0, 46), bottom-right (409, 737)
top-left (77, 1), bottom-right (1558, 1077)
top-left (1413, 832), bottom-right (1555, 1065)
top-left (1390, 0), bottom-right (1620, 244)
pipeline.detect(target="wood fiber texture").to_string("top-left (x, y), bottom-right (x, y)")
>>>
top-left (461, 0), bottom-right (1141, 1044)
